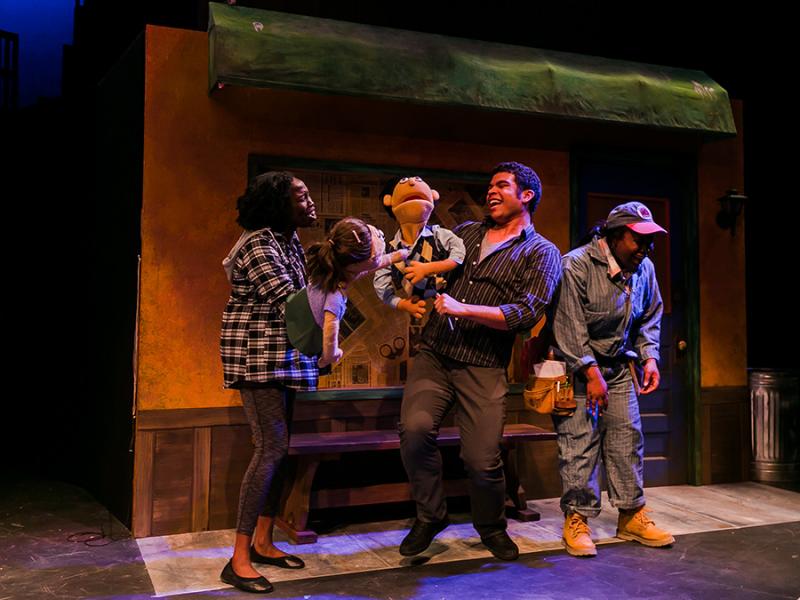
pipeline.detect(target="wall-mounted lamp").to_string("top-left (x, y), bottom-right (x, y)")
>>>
top-left (716, 189), bottom-right (747, 236)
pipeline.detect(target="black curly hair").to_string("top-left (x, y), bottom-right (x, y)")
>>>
top-left (236, 171), bottom-right (296, 231)
top-left (576, 220), bottom-right (630, 248)
top-left (490, 161), bottom-right (543, 215)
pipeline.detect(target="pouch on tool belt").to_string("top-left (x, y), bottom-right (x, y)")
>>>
top-left (523, 360), bottom-right (576, 416)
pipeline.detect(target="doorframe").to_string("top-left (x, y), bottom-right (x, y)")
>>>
top-left (569, 146), bottom-right (701, 485)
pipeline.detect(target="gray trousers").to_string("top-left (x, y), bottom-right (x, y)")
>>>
top-left (399, 346), bottom-right (509, 537)
top-left (236, 385), bottom-right (294, 536)
top-left (552, 365), bottom-right (645, 518)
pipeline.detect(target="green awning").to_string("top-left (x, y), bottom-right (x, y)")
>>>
top-left (208, 4), bottom-right (736, 137)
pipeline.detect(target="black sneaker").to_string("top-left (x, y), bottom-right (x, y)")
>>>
top-left (399, 517), bottom-right (450, 556)
top-left (481, 530), bottom-right (519, 561)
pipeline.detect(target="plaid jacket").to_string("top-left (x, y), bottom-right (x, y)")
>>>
top-left (220, 228), bottom-right (318, 391)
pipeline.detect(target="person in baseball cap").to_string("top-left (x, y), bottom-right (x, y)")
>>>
top-left (549, 199), bottom-right (673, 558)
top-left (600, 201), bottom-right (667, 274)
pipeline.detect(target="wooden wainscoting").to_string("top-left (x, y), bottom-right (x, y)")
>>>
top-left (701, 386), bottom-right (750, 484)
top-left (131, 389), bottom-right (562, 538)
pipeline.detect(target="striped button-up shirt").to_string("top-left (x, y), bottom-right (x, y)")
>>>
top-left (220, 228), bottom-right (318, 391)
top-left (552, 236), bottom-right (662, 375)
top-left (421, 219), bottom-right (562, 369)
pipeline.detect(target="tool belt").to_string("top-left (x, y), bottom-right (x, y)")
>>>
top-left (523, 374), bottom-right (577, 416)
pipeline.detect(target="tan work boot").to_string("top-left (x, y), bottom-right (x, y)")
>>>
top-left (617, 506), bottom-right (675, 547)
top-left (562, 512), bottom-right (597, 557)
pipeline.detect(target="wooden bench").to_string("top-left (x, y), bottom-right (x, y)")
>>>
top-left (277, 423), bottom-right (555, 544)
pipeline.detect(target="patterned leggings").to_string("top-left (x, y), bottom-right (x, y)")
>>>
top-left (236, 385), bottom-right (295, 536)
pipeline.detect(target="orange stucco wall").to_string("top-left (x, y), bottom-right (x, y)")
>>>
top-left (138, 26), bottom-right (570, 410)
top-left (698, 102), bottom-right (747, 388)
top-left (139, 25), bottom-right (746, 410)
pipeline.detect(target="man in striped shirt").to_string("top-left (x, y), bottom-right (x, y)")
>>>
top-left (398, 162), bottom-right (562, 561)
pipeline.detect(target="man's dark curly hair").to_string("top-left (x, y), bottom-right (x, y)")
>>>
top-left (236, 171), bottom-right (296, 231)
top-left (490, 161), bottom-right (543, 215)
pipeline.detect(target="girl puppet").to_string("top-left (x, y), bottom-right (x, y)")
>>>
top-left (289, 217), bottom-right (408, 368)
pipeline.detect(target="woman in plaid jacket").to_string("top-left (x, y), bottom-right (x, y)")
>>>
top-left (219, 171), bottom-right (317, 594)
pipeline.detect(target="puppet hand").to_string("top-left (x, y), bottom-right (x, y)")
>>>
top-left (332, 348), bottom-right (344, 364)
top-left (318, 348), bottom-right (343, 369)
top-left (390, 248), bottom-right (410, 263)
top-left (640, 358), bottom-right (660, 394)
top-left (372, 248), bottom-right (409, 272)
top-left (404, 261), bottom-right (432, 285)
top-left (398, 296), bottom-right (427, 319)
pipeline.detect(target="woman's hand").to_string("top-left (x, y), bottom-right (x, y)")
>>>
top-left (584, 365), bottom-right (608, 418)
top-left (640, 358), bottom-right (660, 394)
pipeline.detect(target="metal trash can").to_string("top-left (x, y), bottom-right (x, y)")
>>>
top-left (749, 369), bottom-right (799, 482)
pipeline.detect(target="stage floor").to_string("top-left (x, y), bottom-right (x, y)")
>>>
top-left (2, 480), bottom-right (799, 599)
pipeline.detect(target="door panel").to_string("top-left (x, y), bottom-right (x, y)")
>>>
top-left (575, 154), bottom-right (691, 485)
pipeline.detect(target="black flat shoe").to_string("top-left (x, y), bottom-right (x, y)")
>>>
top-left (399, 517), bottom-right (450, 556)
top-left (220, 559), bottom-right (274, 593)
top-left (481, 530), bottom-right (519, 561)
top-left (249, 546), bottom-right (306, 569)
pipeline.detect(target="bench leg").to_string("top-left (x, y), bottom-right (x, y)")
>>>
top-left (276, 456), bottom-right (320, 544)
top-left (503, 444), bottom-right (541, 522)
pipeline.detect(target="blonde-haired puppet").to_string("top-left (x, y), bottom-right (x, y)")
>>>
top-left (373, 176), bottom-right (466, 319)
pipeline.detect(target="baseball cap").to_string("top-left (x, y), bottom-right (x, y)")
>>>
top-left (606, 201), bottom-right (667, 235)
